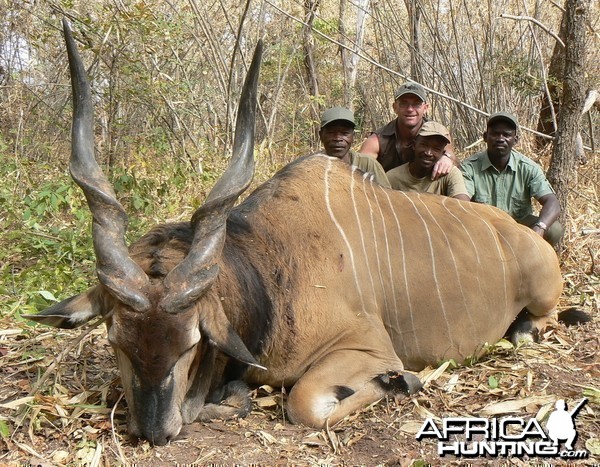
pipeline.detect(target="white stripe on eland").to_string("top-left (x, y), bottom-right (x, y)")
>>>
top-left (349, 166), bottom-right (378, 303)
top-left (458, 201), bottom-right (509, 312)
top-left (369, 183), bottom-right (399, 317)
top-left (441, 197), bottom-right (487, 333)
top-left (418, 198), bottom-right (478, 335)
top-left (382, 190), bottom-right (419, 356)
top-left (399, 192), bottom-right (455, 346)
top-left (325, 160), bottom-right (366, 314)
top-left (359, 174), bottom-right (390, 314)
top-left (495, 229), bottom-right (524, 329)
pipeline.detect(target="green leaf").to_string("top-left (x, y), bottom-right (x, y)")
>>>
top-left (582, 387), bottom-right (600, 404)
top-left (488, 375), bottom-right (499, 389)
top-left (38, 290), bottom-right (58, 302)
top-left (586, 438), bottom-right (600, 455)
top-left (0, 420), bottom-right (10, 439)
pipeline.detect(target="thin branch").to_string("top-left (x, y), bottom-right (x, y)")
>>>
top-left (521, 0), bottom-right (559, 137)
top-left (225, 0), bottom-right (253, 152)
top-left (582, 89), bottom-right (599, 114)
top-left (265, 0), bottom-right (555, 141)
top-left (28, 315), bottom-right (111, 395)
top-left (500, 14), bottom-right (565, 48)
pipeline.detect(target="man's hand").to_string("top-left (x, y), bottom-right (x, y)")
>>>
top-left (532, 225), bottom-right (546, 237)
top-left (532, 220), bottom-right (547, 238)
top-left (431, 154), bottom-right (453, 180)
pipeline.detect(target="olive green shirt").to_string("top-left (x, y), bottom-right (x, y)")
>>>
top-left (386, 163), bottom-right (468, 198)
top-left (460, 149), bottom-right (555, 220)
top-left (348, 150), bottom-right (391, 188)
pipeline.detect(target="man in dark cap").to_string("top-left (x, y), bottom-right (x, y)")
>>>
top-left (387, 121), bottom-right (469, 200)
top-left (318, 107), bottom-right (391, 188)
top-left (359, 82), bottom-right (458, 178)
top-left (460, 112), bottom-right (563, 246)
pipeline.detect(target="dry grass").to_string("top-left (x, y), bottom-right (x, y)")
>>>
top-left (0, 156), bottom-right (598, 466)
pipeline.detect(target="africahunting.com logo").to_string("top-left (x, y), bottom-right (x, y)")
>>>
top-left (416, 398), bottom-right (589, 459)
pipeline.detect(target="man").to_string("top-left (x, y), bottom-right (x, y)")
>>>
top-left (386, 121), bottom-right (470, 200)
top-left (359, 82), bottom-right (457, 178)
top-left (318, 107), bottom-right (391, 188)
top-left (460, 112), bottom-right (563, 246)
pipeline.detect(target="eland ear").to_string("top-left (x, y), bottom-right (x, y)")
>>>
top-left (200, 294), bottom-right (266, 371)
top-left (22, 286), bottom-right (105, 329)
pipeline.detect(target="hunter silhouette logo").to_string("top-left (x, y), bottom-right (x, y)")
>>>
top-left (546, 398), bottom-right (587, 451)
top-left (416, 398), bottom-right (589, 459)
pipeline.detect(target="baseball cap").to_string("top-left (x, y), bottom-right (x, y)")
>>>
top-left (394, 82), bottom-right (427, 102)
top-left (417, 121), bottom-right (451, 144)
top-left (487, 111), bottom-right (518, 130)
top-left (320, 107), bottom-right (355, 129)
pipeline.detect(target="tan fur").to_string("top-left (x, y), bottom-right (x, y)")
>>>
top-left (31, 155), bottom-right (563, 439)
top-left (216, 156), bottom-right (561, 426)
top-left (234, 157), bottom-right (561, 374)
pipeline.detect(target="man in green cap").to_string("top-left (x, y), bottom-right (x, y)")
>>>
top-left (460, 112), bottom-right (563, 246)
top-left (386, 121), bottom-right (469, 200)
top-left (318, 107), bottom-right (391, 188)
top-left (359, 82), bottom-right (458, 178)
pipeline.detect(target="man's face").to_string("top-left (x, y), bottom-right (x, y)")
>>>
top-left (484, 121), bottom-right (518, 157)
top-left (393, 94), bottom-right (429, 129)
top-left (413, 135), bottom-right (447, 172)
top-left (320, 121), bottom-right (355, 159)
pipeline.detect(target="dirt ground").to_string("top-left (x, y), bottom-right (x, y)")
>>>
top-left (1, 307), bottom-right (598, 466)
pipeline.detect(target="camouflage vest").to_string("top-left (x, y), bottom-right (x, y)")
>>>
top-left (373, 118), bottom-right (426, 172)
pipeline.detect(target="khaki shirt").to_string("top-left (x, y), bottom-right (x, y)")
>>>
top-left (387, 163), bottom-right (468, 198)
top-left (460, 150), bottom-right (554, 220)
top-left (348, 150), bottom-right (391, 188)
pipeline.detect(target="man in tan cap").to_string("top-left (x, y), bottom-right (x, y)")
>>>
top-left (386, 121), bottom-right (470, 200)
top-left (359, 82), bottom-right (458, 179)
top-left (318, 107), bottom-right (391, 188)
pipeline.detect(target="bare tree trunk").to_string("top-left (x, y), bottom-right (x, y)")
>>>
top-left (535, 10), bottom-right (567, 148)
top-left (349, 0), bottom-right (369, 91)
top-left (340, 0), bottom-right (370, 108)
top-left (547, 0), bottom-right (588, 248)
top-left (303, 0), bottom-right (320, 144)
top-left (339, 0), bottom-right (351, 108)
top-left (404, 0), bottom-right (423, 81)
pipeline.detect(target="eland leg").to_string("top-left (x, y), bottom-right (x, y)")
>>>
top-left (286, 350), bottom-right (421, 428)
top-left (506, 307), bottom-right (591, 346)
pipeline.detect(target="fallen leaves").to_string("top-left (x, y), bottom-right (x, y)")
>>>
top-left (479, 395), bottom-right (556, 416)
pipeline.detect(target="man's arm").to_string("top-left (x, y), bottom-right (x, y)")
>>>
top-left (357, 155), bottom-right (391, 189)
top-left (458, 159), bottom-right (475, 199)
top-left (533, 193), bottom-right (561, 237)
top-left (358, 133), bottom-right (380, 159)
top-left (431, 142), bottom-right (459, 180)
top-left (445, 167), bottom-right (471, 201)
top-left (370, 163), bottom-right (391, 189)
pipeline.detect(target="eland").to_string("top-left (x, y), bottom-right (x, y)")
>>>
top-left (26, 19), bottom-right (585, 445)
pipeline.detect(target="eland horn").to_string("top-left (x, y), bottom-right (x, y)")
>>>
top-left (64, 19), bottom-right (150, 312)
top-left (160, 40), bottom-right (263, 313)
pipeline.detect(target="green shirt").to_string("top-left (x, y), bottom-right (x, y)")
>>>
top-left (348, 150), bottom-right (391, 188)
top-left (460, 149), bottom-right (555, 220)
top-left (387, 163), bottom-right (468, 198)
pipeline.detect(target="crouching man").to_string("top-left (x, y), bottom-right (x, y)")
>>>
top-left (318, 107), bottom-right (391, 188)
top-left (460, 112), bottom-right (564, 246)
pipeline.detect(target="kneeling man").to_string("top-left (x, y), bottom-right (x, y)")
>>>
top-left (460, 112), bottom-right (563, 246)
top-left (386, 121), bottom-right (470, 200)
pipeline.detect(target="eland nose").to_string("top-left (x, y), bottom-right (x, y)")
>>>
top-left (143, 429), bottom-right (174, 446)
